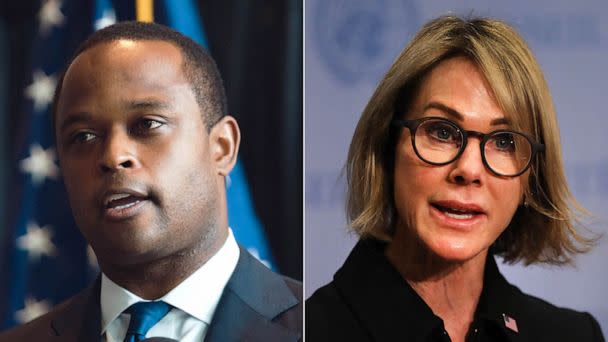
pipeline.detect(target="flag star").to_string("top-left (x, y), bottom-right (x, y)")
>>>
top-left (15, 296), bottom-right (52, 324)
top-left (94, 8), bottom-right (117, 31)
top-left (16, 222), bottom-right (58, 261)
top-left (25, 70), bottom-right (56, 112)
top-left (19, 144), bottom-right (59, 185)
top-left (247, 247), bottom-right (271, 269)
top-left (39, 0), bottom-right (65, 35)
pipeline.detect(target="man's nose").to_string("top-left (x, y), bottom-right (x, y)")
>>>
top-left (97, 131), bottom-right (139, 173)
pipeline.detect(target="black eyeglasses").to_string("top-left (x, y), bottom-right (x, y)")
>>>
top-left (392, 117), bottom-right (545, 177)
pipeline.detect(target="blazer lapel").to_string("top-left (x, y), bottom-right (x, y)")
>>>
top-left (205, 247), bottom-right (301, 342)
top-left (477, 257), bottom-right (524, 342)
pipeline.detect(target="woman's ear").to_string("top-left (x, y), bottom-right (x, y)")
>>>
top-left (209, 115), bottom-right (241, 176)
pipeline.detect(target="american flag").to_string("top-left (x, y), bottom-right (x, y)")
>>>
top-left (1, 0), bottom-right (274, 329)
top-left (503, 313), bottom-right (519, 333)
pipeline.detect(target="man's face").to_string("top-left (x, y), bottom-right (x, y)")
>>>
top-left (55, 40), bottom-right (236, 267)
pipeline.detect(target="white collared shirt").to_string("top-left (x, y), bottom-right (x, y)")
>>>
top-left (100, 229), bottom-right (240, 342)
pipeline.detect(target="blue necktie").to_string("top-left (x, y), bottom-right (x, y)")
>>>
top-left (123, 301), bottom-right (172, 342)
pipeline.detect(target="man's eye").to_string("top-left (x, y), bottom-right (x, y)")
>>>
top-left (133, 119), bottom-right (164, 132)
top-left (71, 131), bottom-right (97, 143)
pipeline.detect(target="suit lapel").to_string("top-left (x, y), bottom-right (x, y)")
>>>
top-left (77, 281), bottom-right (101, 342)
top-left (205, 247), bottom-right (300, 342)
top-left (46, 250), bottom-right (301, 341)
top-left (49, 277), bottom-right (101, 342)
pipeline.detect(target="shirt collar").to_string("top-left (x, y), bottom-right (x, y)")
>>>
top-left (100, 228), bottom-right (240, 333)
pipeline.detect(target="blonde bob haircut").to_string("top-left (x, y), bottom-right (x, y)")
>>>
top-left (346, 15), bottom-right (595, 265)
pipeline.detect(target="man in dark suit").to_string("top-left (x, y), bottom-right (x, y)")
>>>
top-left (0, 21), bottom-right (301, 341)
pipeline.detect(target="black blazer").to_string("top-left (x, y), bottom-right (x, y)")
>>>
top-left (306, 238), bottom-right (604, 342)
top-left (0, 246), bottom-right (302, 342)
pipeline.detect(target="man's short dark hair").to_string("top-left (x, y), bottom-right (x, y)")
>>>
top-left (52, 21), bottom-right (227, 130)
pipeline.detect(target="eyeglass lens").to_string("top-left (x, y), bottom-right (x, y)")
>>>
top-left (414, 119), bottom-right (532, 176)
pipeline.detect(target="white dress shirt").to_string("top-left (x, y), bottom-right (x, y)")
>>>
top-left (100, 229), bottom-right (240, 342)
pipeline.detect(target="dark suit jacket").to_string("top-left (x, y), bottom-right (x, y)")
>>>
top-left (0, 247), bottom-right (302, 341)
top-left (307, 238), bottom-right (604, 342)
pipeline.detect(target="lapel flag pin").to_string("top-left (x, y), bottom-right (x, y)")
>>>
top-left (502, 313), bottom-right (519, 333)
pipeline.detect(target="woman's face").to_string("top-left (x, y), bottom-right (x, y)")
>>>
top-left (393, 56), bottom-right (527, 263)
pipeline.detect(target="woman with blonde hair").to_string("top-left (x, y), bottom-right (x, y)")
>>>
top-left (306, 16), bottom-right (603, 341)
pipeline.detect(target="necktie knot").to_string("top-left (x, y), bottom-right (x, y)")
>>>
top-left (123, 301), bottom-right (171, 342)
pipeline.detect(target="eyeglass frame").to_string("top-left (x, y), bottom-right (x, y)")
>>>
top-left (392, 116), bottom-right (545, 177)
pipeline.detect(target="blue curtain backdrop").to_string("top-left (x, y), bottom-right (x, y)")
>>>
top-left (0, 0), bottom-right (276, 329)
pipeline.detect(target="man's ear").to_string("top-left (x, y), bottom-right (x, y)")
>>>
top-left (209, 115), bottom-right (240, 176)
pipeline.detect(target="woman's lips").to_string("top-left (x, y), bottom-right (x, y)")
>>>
top-left (431, 200), bottom-right (485, 214)
top-left (429, 200), bottom-right (486, 230)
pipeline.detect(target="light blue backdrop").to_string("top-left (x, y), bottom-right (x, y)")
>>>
top-left (305, 0), bottom-right (608, 330)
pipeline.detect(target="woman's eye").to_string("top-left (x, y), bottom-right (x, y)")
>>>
top-left (426, 123), bottom-right (458, 142)
top-left (436, 128), bottom-right (451, 140)
top-left (492, 134), bottom-right (516, 152)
